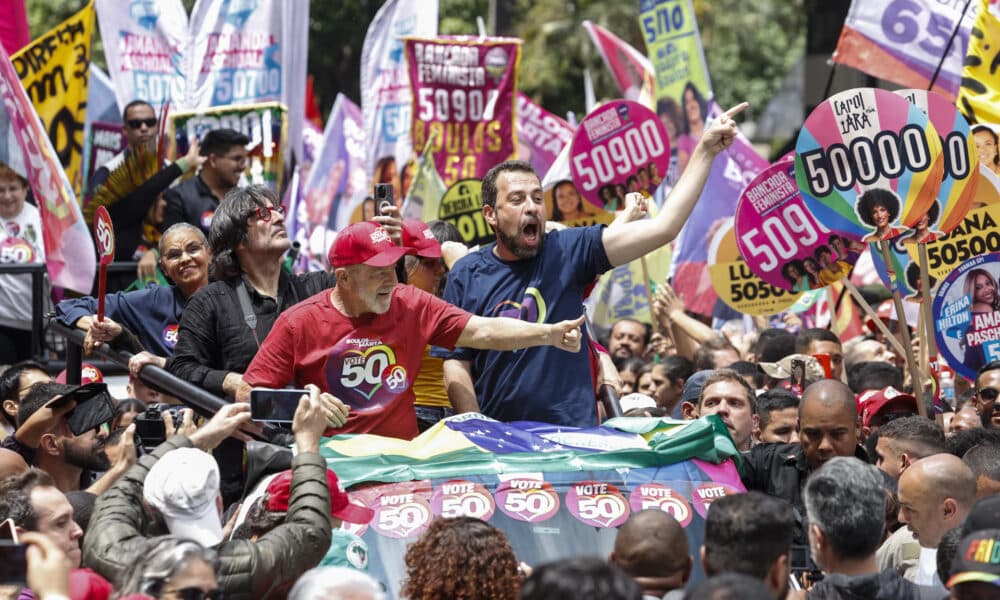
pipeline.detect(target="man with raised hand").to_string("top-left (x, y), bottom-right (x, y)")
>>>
top-left (240, 221), bottom-right (588, 440)
top-left (434, 103), bottom-right (748, 426)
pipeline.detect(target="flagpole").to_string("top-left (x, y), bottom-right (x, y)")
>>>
top-left (928, 0), bottom-right (974, 91)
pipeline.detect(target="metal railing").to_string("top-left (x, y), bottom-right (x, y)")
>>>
top-left (0, 262), bottom-right (142, 362)
top-left (48, 320), bottom-right (228, 419)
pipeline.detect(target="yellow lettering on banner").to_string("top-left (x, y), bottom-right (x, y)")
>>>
top-left (910, 205), bottom-right (1000, 281)
top-left (11, 1), bottom-right (95, 197)
top-left (708, 222), bottom-right (802, 316)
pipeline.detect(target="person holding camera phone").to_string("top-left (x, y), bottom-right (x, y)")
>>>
top-left (239, 220), bottom-right (588, 440)
top-left (84, 387), bottom-right (345, 599)
top-left (167, 185), bottom-right (403, 400)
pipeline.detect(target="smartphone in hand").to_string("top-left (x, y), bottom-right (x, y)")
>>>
top-left (249, 388), bottom-right (310, 424)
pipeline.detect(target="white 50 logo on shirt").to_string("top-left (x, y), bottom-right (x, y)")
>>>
top-left (0, 238), bottom-right (36, 263)
top-left (162, 324), bottom-right (179, 348)
top-left (325, 337), bottom-right (408, 411)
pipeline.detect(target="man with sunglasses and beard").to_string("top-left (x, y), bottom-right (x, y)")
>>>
top-left (2, 382), bottom-right (131, 495)
top-left (972, 361), bottom-right (1000, 428)
top-left (433, 103), bottom-right (747, 427)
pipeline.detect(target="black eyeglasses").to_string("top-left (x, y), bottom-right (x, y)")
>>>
top-left (164, 587), bottom-right (224, 600)
top-left (126, 118), bottom-right (158, 129)
top-left (250, 205), bottom-right (285, 222)
top-left (977, 388), bottom-right (1000, 402)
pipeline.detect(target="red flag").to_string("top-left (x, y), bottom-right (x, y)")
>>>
top-left (581, 21), bottom-right (655, 102)
top-left (0, 0), bottom-right (28, 56)
top-left (305, 75), bottom-right (323, 130)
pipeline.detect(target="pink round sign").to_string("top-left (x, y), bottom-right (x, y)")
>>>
top-left (735, 160), bottom-right (864, 292)
top-left (430, 479), bottom-right (496, 521)
top-left (569, 100), bottom-right (671, 211)
top-left (565, 480), bottom-right (630, 528)
top-left (627, 483), bottom-right (693, 528)
top-left (494, 478), bottom-right (560, 523)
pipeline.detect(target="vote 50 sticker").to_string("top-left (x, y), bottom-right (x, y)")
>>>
top-left (431, 480), bottom-right (496, 521)
top-left (371, 489), bottom-right (433, 539)
top-left (495, 478), bottom-right (560, 523)
top-left (566, 481), bottom-right (630, 528)
top-left (691, 483), bottom-right (741, 519)
top-left (628, 483), bottom-right (693, 528)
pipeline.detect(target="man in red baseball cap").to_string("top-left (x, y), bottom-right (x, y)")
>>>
top-left (857, 386), bottom-right (920, 440)
top-left (240, 221), bottom-right (587, 440)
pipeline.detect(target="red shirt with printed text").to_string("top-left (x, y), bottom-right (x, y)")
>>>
top-left (244, 284), bottom-right (472, 439)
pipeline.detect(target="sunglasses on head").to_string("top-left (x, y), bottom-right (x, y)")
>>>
top-left (167, 588), bottom-right (224, 600)
top-left (978, 388), bottom-right (1000, 402)
top-left (127, 118), bottom-right (158, 129)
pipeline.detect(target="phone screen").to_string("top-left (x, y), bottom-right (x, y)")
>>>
top-left (0, 541), bottom-right (26, 585)
top-left (250, 388), bottom-right (310, 423)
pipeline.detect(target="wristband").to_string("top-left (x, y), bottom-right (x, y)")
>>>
top-left (175, 157), bottom-right (191, 172)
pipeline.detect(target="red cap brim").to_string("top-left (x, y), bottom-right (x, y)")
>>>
top-left (362, 245), bottom-right (415, 267)
top-left (333, 501), bottom-right (375, 525)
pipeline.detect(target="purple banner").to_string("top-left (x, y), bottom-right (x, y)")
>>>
top-left (516, 92), bottom-right (574, 178)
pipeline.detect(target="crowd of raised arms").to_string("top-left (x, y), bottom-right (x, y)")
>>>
top-left (1, 97), bottom-right (999, 600)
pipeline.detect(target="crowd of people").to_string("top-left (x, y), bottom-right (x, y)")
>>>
top-left (0, 94), bottom-right (998, 600)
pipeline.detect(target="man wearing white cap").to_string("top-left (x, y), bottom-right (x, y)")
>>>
top-left (84, 386), bottom-right (345, 599)
top-left (143, 447), bottom-right (226, 547)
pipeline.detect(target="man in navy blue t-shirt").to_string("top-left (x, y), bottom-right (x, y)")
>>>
top-left (433, 103), bottom-right (747, 426)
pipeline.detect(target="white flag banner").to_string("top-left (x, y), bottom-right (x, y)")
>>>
top-left (360, 0), bottom-right (438, 177)
top-left (96, 0), bottom-right (309, 162)
top-left (95, 0), bottom-right (188, 112)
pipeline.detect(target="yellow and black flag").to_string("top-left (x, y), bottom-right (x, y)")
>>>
top-left (958, 0), bottom-right (1000, 124)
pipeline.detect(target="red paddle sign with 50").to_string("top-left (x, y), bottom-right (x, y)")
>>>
top-left (570, 100), bottom-right (671, 210)
top-left (94, 206), bottom-right (115, 265)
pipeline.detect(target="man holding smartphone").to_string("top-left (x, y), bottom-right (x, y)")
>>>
top-left (239, 221), bottom-right (587, 440)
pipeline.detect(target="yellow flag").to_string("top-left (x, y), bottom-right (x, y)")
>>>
top-left (11, 1), bottom-right (95, 196)
top-left (958, 0), bottom-right (1000, 124)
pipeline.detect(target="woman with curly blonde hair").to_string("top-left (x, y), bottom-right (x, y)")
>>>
top-left (402, 517), bottom-right (521, 600)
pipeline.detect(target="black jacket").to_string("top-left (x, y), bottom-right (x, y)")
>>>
top-left (166, 271), bottom-right (336, 396)
top-left (83, 435), bottom-right (332, 600)
top-left (161, 174), bottom-right (220, 236)
top-left (807, 570), bottom-right (944, 600)
top-left (741, 443), bottom-right (880, 544)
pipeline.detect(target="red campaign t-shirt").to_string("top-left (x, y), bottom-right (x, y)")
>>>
top-left (244, 284), bottom-right (472, 439)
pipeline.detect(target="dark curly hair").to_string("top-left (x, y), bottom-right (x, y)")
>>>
top-left (208, 184), bottom-right (276, 280)
top-left (402, 517), bottom-right (520, 600)
top-left (856, 188), bottom-right (900, 229)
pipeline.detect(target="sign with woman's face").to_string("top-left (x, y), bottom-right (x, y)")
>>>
top-left (933, 253), bottom-right (1000, 381)
top-left (794, 87), bottom-right (944, 244)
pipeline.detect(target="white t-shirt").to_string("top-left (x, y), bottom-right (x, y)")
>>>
top-left (915, 547), bottom-right (942, 588)
top-left (0, 202), bottom-right (47, 329)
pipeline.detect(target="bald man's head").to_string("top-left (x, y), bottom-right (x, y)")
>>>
top-left (898, 454), bottom-right (976, 548)
top-left (799, 380), bottom-right (859, 470)
top-left (611, 509), bottom-right (691, 589)
top-left (0, 448), bottom-right (28, 482)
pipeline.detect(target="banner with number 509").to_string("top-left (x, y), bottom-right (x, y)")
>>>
top-left (570, 100), bottom-right (671, 211)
